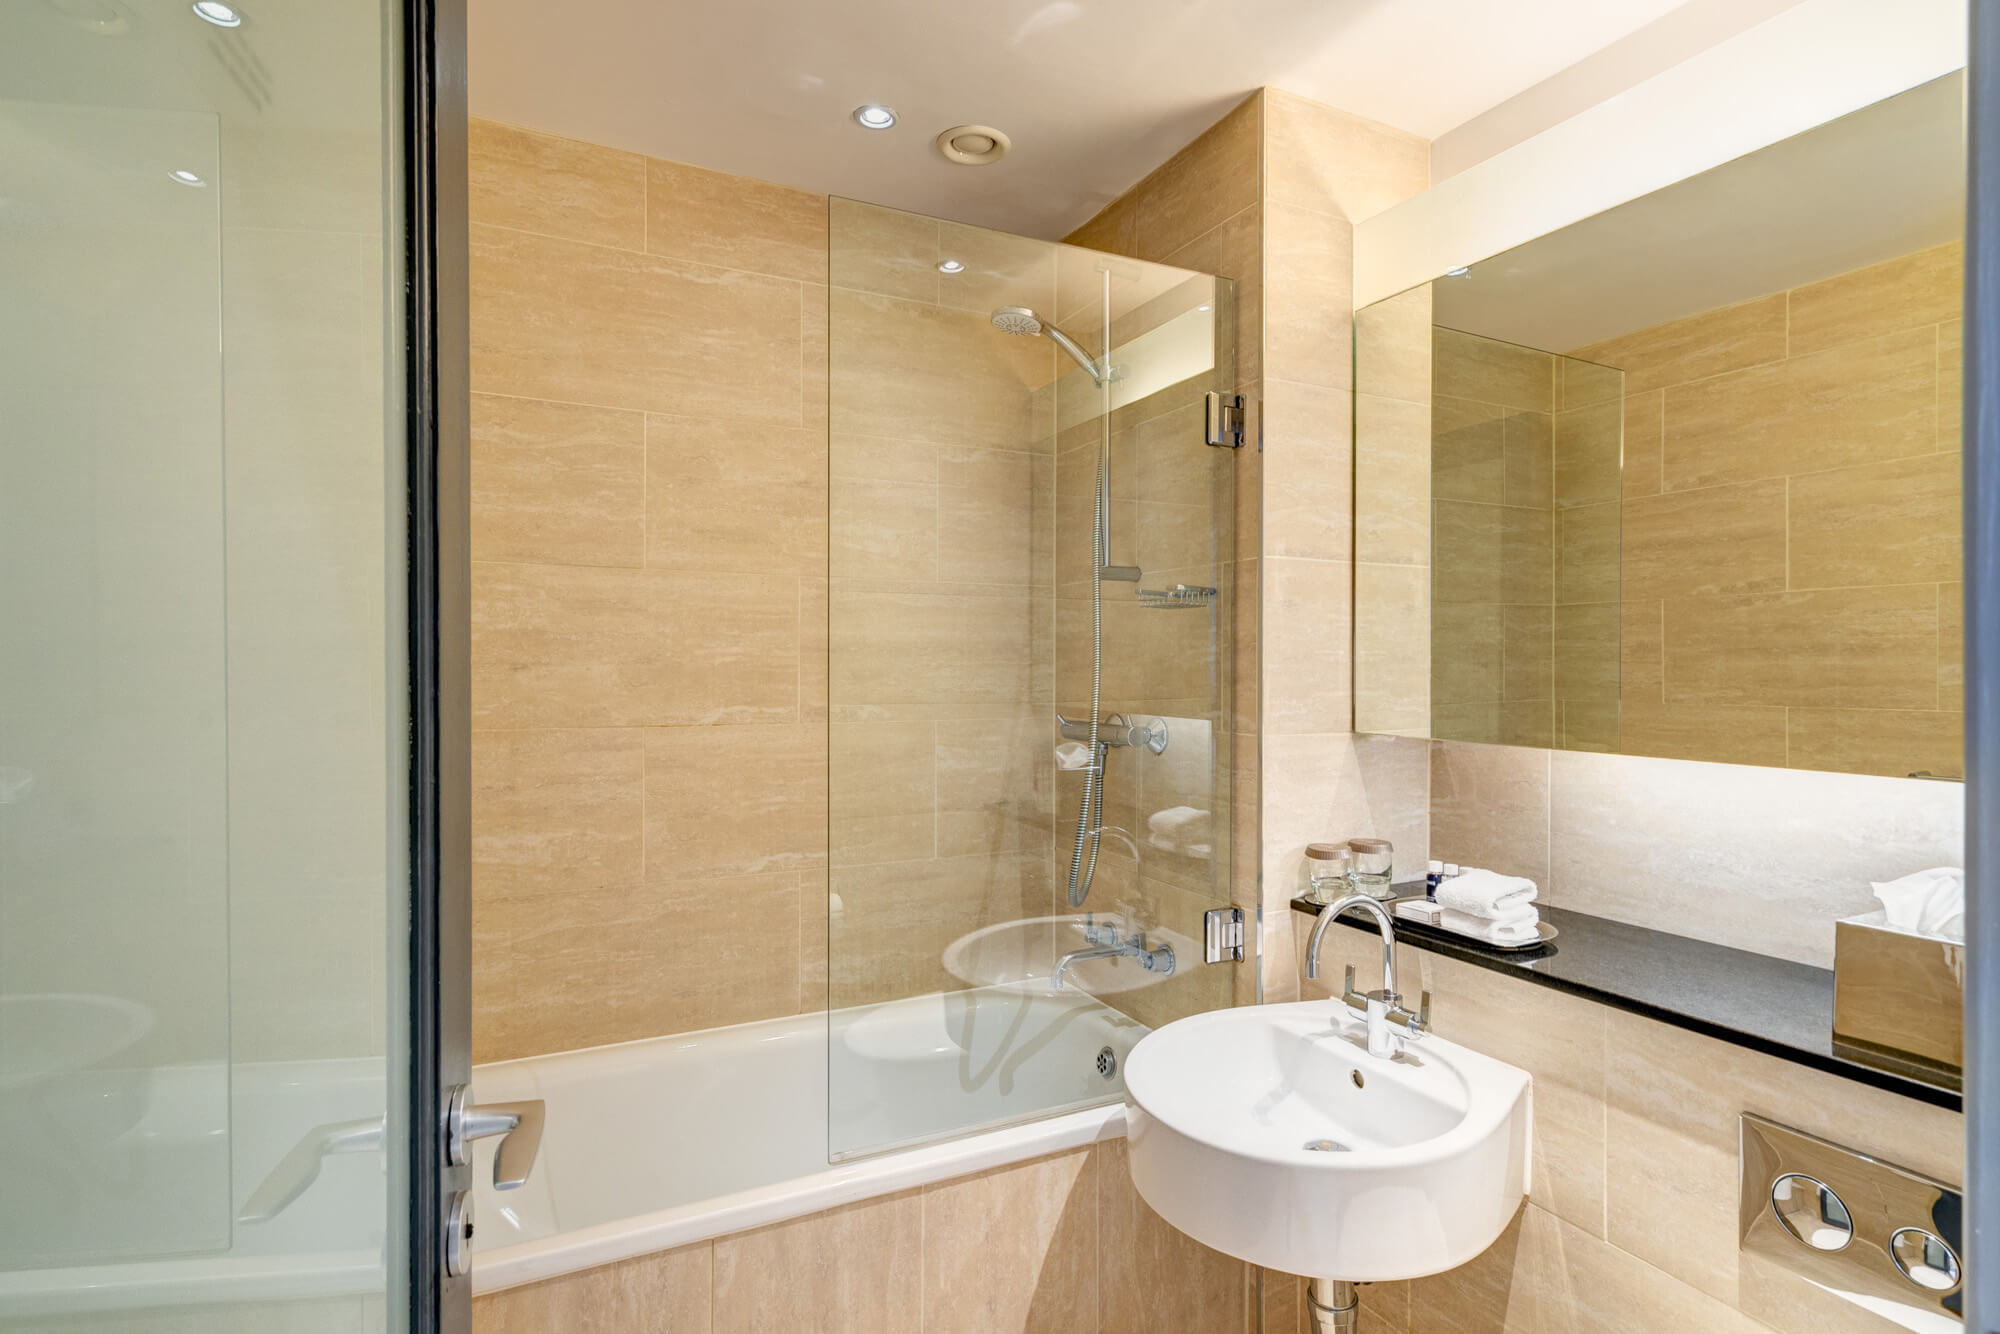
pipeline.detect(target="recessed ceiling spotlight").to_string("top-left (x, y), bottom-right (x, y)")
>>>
top-left (191, 0), bottom-right (241, 25)
top-left (1197, 304), bottom-right (1211, 312)
top-left (852, 104), bottom-right (897, 130)
top-left (936, 124), bottom-right (1011, 166)
top-left (1444, 266), bottom-right (1471, 278)
top-left (168, 169), bottom-right (207, 187)
top-left (937, 259), bottom-right (965, 274)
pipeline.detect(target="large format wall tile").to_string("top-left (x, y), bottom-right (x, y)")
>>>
top-left (645, 417), bottom-right (827, 576)
top-left (470, 124), bottom-right (832, 1055)
top-left (468, 118), bottom-right (647, 252)
top-left (1662, 327), bottom-right (1936, 492)
top-left (714, 1193), bottom-right (923, 1334)
top-left (1432, 328), bottom-right (1552, 410)
top-left (472, 1241), bottom-right (711, 1334)
top-left (1573, 292), bottom-right (1786, 396)
top-left (1787, 241), bottom-right (1962, 355)
top-left (471, 393), bottom-right (646, 568)
top-left (1662, 584), bottom-right (1938, 712)
top-left (1785, 450), bottom-right (1962, 589)
top-left (1621, 480), bottom-right (1786, 600)
top-left (476, 870), bottom-right (802, 1059)
top-left (643, 723), bottom-right (827, 880)
top-left (646, 156), bottom-right (826, 283)
top-left (471, 222), bottom-right (807, 421)
top-left (472, 728), bottom-right (645, 899)
top-left (1546, 748), bottom-right (1961, 964)
top-left (472, 563), bottom-right (800, 729)
top-left (922, 1150), bottom-right (1100, 1334)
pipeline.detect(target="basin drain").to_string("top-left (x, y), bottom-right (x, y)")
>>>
top-left (1303, 1138), bottom-right (1350, 1153)
top-left (1096, 1046), bottom-right (1117, 1079)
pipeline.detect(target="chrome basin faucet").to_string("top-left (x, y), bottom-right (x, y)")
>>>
top-left (1304, 895), bottom-right (1430, 1058)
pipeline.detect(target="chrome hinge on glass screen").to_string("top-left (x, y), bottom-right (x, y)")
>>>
top-left (1205, 906), bottom-right (1246, 963)
top-left (1204, 392), bottom-right (1246, 449)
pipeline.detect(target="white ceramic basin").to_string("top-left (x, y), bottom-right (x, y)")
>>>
top-left (1122, 999), bottom-right (1530, 1281)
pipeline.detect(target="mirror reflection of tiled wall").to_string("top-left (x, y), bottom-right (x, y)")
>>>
top-left (1428, 329), bottom-right (1623, 752)
top-left (1574, 242), bottom-right (1963, 778)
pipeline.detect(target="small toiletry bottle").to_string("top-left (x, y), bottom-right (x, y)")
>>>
top-left (1304, 843), bottom-right (1351, 905)
top-left (1443, 863), bottom-right (1460, 880)
top-left (1425, 860), bottom-right (1444, 899)
top-left (1346, 838), bottom-right (1394, 900)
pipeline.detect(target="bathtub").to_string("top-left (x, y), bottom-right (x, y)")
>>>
top-left (0, 1057), bottom-right (385, 1318)
top-left (471, 984), bottom-right (1146, 1294)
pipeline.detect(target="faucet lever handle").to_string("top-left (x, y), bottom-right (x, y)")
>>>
top-left (1339, 964), bottom-right (1369, 1014)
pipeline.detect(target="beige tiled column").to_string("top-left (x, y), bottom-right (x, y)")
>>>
top-left (1256, 91), bottom-right (1430, 1002)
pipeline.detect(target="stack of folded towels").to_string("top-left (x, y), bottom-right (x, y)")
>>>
top-left (1433, 868), bottom-right (1541, 945)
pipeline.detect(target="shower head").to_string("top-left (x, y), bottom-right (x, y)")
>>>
top-left (989, 306), bottom-right (1105, 385)
top-left (990, 306), bottom-right (1043, 337)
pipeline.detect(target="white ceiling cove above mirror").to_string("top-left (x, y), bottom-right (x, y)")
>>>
top-left (1353, 0), bottom-right (1967, 307)
top-left (1431, 71), bottom-right (1964, 351)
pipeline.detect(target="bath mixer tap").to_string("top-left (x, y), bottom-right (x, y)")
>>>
top-left (1052, 913), bottom-right (1174, 991)
top-left (1304, 895), bottom-right (1430, 1059)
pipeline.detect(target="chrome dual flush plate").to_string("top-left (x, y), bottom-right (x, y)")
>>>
top-left (1738, 1114), bottom-right (1961, 1327)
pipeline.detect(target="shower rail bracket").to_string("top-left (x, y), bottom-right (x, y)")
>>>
top-left (1204, 391), bottom-right (1246, 449)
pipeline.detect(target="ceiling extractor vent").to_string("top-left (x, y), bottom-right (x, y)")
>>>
top-left (936, 124), bottom-right (1011, 165)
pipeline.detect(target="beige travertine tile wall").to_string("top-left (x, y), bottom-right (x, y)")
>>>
top-left (468, 119), bottom-right (830, 1061)
top-left (1572, 242), bottom-right (1964, 778)
top-left (1425, 330), bottom-right (1623, 753)
top-left (1429, 740), bottom-right (1963, 968)
top-left (825, 199), bottom-right (1062, 1011)
top-left (473, 1140), bottom-right (1255, 1334)
top-left (1074, 88), bottom-right (1435, 1006)
top-left (1072, 88), bottom-right (1433, 1334)
top-left (1297, 921), bottom-right (1963, 1334)
top-left (1066, 95), bottom-right (1269, 1010)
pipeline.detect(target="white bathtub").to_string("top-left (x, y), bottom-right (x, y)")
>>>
top-left (0, 1057), bottom-right (385, 1318)
top-left (471, 985), bottom-right (1145, 1294)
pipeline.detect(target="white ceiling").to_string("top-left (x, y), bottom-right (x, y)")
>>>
top-left (1427, 71), bottom-right (1965, 352)
top-left (468, 0), bottom-right (1696, 239)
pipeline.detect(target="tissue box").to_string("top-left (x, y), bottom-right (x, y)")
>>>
top-left (1831, 909), bottom-right (1964, 1084)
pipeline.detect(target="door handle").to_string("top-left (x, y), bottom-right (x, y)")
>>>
top-left (445, 1085), bottom-right (545, 1189)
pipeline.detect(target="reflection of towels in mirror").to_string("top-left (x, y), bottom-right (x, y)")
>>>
top-left (1139, 715), bottom-right (1215, 858)
top-left (1147, 805), bottom-right (1211, 858)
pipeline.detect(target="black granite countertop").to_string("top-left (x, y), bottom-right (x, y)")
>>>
top-left (1290, 888), bottom-right (1961, 1112)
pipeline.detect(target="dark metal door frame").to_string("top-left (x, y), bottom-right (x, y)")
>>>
top-left (1966, 6), bottom-right (1997, 1329)
top-left (403, 0), bottom-right (470, 1327)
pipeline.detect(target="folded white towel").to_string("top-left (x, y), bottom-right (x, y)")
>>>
top-left (1435, 868), bottom-right (1538, 919)
top-left (1439, 907), bottom-right (1541, 945)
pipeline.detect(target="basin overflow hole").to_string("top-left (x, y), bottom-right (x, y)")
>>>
top-left (1351, 1070), bottom-right (1365, 1089)
top-left (1096, 1046), bottom-right (1117, 1079)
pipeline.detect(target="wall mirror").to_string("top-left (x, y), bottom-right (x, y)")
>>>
top-left (1354, 72), bottom-right (1966, 780)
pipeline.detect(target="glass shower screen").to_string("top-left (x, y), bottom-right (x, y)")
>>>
top-left (824, 198), bottom-right (1238, 1161)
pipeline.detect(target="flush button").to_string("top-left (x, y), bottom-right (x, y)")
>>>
top-left (1769, 1173), bottom-right (1852, 1251)
top-left (1889, 1227), bottom-right (1960, 1292)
